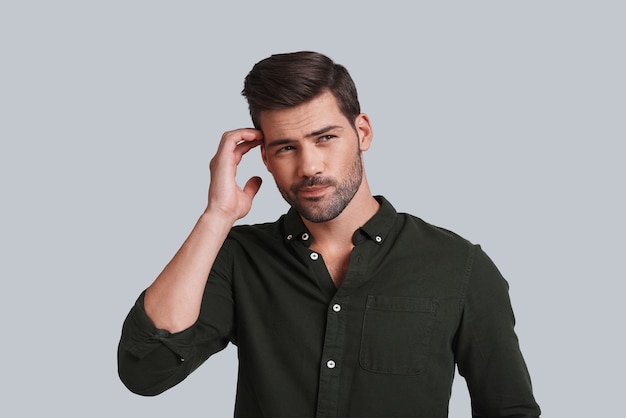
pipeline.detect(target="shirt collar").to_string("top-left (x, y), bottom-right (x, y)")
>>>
top-left (357, 195), bottom-right (397, 245)
top-left (282, 195), bottom-right (398, 246)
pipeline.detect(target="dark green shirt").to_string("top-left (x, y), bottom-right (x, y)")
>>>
top-left (118, 196), bottom-right (540, 417)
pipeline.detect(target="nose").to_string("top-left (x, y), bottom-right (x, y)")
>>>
top-left (297, 145), bottom-right (324, 178)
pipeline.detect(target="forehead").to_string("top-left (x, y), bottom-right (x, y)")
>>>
top-left (259, 91), bottom-right (350, 139)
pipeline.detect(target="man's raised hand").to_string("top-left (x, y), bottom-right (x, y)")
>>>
top-left (207, 128), bottom-right (264, 222)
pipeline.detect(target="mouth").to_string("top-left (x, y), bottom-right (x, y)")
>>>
top-left (297, 185), bottom-right (329, 199)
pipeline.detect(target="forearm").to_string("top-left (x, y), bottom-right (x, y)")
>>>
top-left (144, 209), bottom-right (235, 333)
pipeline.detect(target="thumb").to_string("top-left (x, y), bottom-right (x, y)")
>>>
top-left (243, 176), bottom-right (263, 200)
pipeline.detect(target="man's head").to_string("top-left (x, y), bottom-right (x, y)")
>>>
top-left (242, 51), bottom-right (373, 224)
top-left (242, 51), bottom-right (361, 130)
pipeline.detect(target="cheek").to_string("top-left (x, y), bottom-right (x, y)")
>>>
top-left (265, 159), bottom-right (287, 180)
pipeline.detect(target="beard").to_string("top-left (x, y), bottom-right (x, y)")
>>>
top-left (277, 151), bottom-right (363, 223)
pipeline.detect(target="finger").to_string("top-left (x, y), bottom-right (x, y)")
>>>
top-left (220, 129), bottom-right (263, 151)
top-left (229, 139), bottom-right (262, 167)
top-left (237, 129), bottom-right (263, 142)
top-left (236, 138), bottom-right (262, 155)
top-left (212, 130), bottom-right (263, 169)
top-left (242, 176), bottom-right (262, 200)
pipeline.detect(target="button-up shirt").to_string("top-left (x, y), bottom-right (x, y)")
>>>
top-left (118, 196), bottom-right (540, 417)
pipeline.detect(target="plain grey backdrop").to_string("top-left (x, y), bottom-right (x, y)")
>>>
top-left (1, 1), bottom-right (624, 416)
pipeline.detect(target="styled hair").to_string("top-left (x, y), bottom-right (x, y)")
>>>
top-left (242, 51), bottom-right (361, 129)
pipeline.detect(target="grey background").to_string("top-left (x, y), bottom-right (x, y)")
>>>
top-left (1, 1), bottom-right (624, 416)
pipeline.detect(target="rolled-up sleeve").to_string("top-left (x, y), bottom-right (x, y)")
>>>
top-left (118, 243), bottom-right (236, 396)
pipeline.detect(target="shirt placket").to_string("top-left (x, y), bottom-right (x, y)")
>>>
top-left (315, 291), bottom-right (349, 418)
top-left (290, 228), bottom-right (379, 418)
top-left (293, 233), bottom-right (346, 418)
top-left (314, 238), bottom-right (376, 418)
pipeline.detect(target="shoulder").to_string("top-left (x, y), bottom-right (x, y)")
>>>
top-left (223, 215), bottom-right (286, 251)
top-left (396, 212), bottom-right (474, 249)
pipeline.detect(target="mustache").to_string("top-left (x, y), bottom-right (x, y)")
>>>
top-left (292, 176), bottom-right (337, 191)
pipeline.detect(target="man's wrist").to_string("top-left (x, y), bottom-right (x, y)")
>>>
top-left (199, 207), bottom-right (238, 236)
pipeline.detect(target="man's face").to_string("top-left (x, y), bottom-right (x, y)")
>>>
top-left (260, 91), bottom-right (372, 223)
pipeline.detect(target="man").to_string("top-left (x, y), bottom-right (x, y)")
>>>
top-left (118, 51), bottom-right (541, 417)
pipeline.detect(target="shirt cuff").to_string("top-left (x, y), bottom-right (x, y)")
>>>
top-left (119, 291), bottom-right (197, 361)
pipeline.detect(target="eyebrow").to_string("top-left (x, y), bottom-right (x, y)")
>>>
top-left (265, 125), bottom-right (343, 148)
top-left (307, 125), bottom-right (342, 138)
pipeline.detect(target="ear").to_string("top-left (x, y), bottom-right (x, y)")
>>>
top-left (260, 143), bottom-right (272, 173)
top-left (257, 115), bottom-right (272, 172)
top-left (355, 113), bottom-right (373, 151)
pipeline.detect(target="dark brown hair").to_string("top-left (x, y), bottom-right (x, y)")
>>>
top-left (242, 51), bottom-right (361, 129)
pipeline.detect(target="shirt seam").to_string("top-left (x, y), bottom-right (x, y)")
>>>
top-left (458, 242), bottom-right (476, 316)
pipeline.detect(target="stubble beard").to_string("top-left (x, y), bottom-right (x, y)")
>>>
top-left (279, 151), bottom-right (363, 223)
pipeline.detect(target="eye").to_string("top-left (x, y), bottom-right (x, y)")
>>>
top-left (276, 145), bottom-right (295, 154)
top-left (318, 135), bottom-right (335, 142)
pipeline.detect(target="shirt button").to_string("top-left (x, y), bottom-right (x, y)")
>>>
top-left (375, 235), bottom-right (382, 243)
top-left (286, 234), bottom-right (293, 241)
top-left (310, 252), bottom-right (319, 260)
top-left (302, 232), bottom-right (310, 241)
top-left (326, 360), bottom-right (336, 369)
top-left (332, 304), bottom-right (341, 312)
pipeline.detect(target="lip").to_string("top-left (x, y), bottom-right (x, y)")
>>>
top-left (297, 185), bottom-right (329, 198)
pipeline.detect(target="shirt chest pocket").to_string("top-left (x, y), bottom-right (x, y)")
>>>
top-left (359, 295), bottom-right (438, 375)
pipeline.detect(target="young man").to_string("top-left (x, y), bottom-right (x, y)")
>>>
top-left (118, 51), bottom-right (541, 417)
